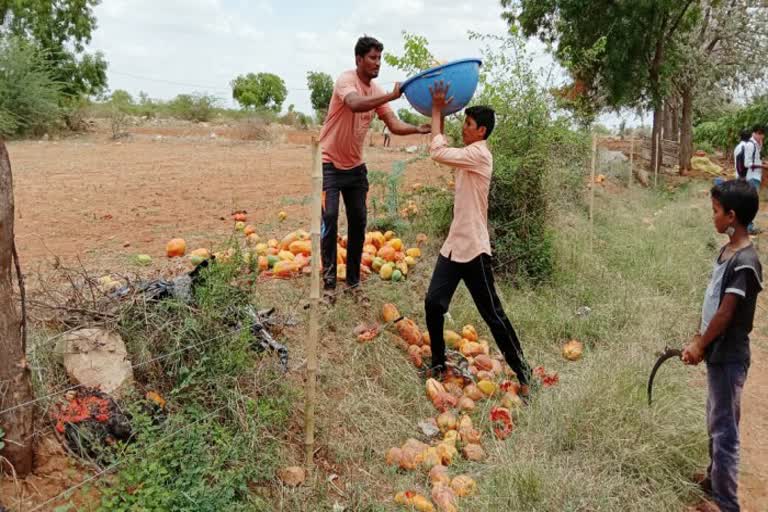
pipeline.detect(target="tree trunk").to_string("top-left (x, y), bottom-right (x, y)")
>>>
top-left (663, 101), bottom-right (674, 141)
top-left (0, 140), bottom-right (34, 477)
top-left (670, 99), bottom-right (680, 142)
top-left (679, 86), bottom-right (694, 175)
top-left (651, 106), bottom-right (664, 171)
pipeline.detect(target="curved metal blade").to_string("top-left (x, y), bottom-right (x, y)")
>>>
top-left (647, 347), bottom-right (682, 406)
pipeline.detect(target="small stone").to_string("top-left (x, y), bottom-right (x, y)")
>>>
top-left (55, 328), bottom-right (133, 398)
top-left (418, 418), bottom-right (440, 438)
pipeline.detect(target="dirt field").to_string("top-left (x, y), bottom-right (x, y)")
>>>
top-left (7, 123), bottom-right (443, 272)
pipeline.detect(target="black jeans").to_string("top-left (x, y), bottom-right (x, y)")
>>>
top-left (322, 162), bottom-right (368, 289)
top-left (424, 253), bottom-right (531, 385)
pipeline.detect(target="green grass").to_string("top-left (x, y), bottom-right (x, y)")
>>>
top-left (268, 180), bottom-right (717, 511)
top-left (26, 177), bottom-right (720, 511)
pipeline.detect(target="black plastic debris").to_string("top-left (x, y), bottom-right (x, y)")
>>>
top-left (243, 306), bottom-right (289, 372)
top-left (111, 258), bottom-right (212, 302)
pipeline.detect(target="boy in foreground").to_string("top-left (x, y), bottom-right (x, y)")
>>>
top-left (682, 180), bottom-right (762, 512)
top-left (423, 81), bottom-right (531, 395)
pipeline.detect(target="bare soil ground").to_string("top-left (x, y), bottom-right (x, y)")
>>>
top-left (8, 124), bottom-right (440, 273)
top-left (738, 217), bottom-right (768, 511)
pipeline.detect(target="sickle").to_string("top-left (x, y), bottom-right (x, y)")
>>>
top-left (647, 347), bottom-right (683, 405)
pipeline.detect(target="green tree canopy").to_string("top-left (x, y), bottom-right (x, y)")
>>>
top-left (306, 71), bottom-right (333, 119)
top-left (230, 72), bottom-right (287, 112)
top-left (1, 0), bottom-right (108, 97)
top-left (502, 0), bottom-right (700, 111)
top-left (384, 31), bottom-right (438, 76)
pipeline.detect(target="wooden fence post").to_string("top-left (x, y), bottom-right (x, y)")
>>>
top-left (304, 139), bottom-right (322, 469)
top-left (629, 137), bottom-right (634, 188)
top-left (590, 133), bottom-right (597, 252)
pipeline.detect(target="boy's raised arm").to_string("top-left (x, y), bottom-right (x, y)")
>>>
top-left (428, 81), bottom-right (476, 169)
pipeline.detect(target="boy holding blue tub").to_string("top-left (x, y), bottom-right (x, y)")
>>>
top-left (423, 80), bottom-right (531, 396)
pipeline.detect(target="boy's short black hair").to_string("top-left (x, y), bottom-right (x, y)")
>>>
top-left (355, 36), bottom-right (383, 58)
top-left (740, 129), bottom-right (753, 141)
top-left (465, 105), bottom-right (495, 139)
top-left (752, 124), bottom-right (765, 135)
top-left (711, 179), bottom-right (759, 227)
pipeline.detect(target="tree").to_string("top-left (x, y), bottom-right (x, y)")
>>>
top-left (0, 140), bottom-right (34, 477)
top-left (231, 73), bottom-right (287, 112)
top-left (306, 71), bottom-right (333, 122)
top-left (384, 31), bottom-right (438, 75)
top-left (502, 0), bottom-right (701, 169)
top-left (397, 108), bottom-right (429, 126)
top-left (1, 0), bottom-right (108, 98)
top-left (673, 1), bottom-right (768, 172)
top-left (0, 36), bottom-right (63, 136)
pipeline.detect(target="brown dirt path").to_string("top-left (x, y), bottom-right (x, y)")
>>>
top-left (739, 221), bottom-right (768, 511)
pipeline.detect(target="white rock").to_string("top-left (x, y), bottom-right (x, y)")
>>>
top-left (55, 328), bottom-right (133, 398)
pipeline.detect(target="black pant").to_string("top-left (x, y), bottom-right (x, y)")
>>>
top-left (424, 253), bottom-right (531, 385)
top-left (322, 162), bottom-right (368, 289)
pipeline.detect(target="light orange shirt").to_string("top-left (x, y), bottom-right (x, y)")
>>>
top-left (319, 70), bottom-right (393, 170)
top-left (430, 134), bottom-right (493, 263)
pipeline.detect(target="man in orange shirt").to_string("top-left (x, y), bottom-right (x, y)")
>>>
top-left (319, 36), bottom-right (430, 304)
top-left (424, 81), bottom-right (531, 395)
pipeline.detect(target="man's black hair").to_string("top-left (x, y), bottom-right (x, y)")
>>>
top-left (752, 124), bottom-right (765, 135)
top-left (465, 105), bottom-right (495, 139)
top-left (740, 129), bottom-right (753, 141)
top-left (711, 179), bottom-right (759, 227)
top-left (355, 36), bottom-right (383, 58)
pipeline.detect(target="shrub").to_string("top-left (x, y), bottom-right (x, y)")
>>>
top-left (397, 108), bottom-right (429, 127)
top-left (0, 36), bottom-right (63, 136)
top-left (167, 93), bottom-right (219, 122)
top-left (472, 33), bottom-right (589, 282)
top-left (694, 97), bottom-right (768, 154)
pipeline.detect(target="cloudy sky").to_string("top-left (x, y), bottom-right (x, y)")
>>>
top-left (87, 0), bottom-right (567, 117)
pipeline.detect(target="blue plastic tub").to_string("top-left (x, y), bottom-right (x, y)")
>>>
top-left (400, 58), bottom-right (482, 117)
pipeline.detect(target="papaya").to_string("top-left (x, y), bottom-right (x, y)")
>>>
top-left (278, 250), bottom-right (295, 261)
top-left (377, 245), bottom-right (396, 262)
top-left (273, 260), bottom-right (298, 277)
top-left (382, 303), bottom-right (401, 323)
top-left (444, 330), bottom-right (462, 349)
top-left (279, 231), bottom-right (299, 250)
top-left (387, 238), bottom-right (404, 251)
top-left (289, 240), bottom-right (312, 256)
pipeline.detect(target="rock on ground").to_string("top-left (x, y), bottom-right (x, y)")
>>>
top-left (55, 328), bottom-right (133, 398)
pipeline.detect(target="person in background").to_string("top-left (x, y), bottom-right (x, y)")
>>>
top-left (743, 125), bottom-right (766, 233)
top-left (733, 129), bottom-right (752, 180)
top-left (382, 124), bottom-right (391, 147)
